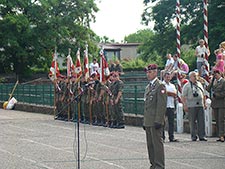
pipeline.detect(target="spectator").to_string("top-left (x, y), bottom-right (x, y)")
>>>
top-left (207, 69), bottom-right (225, 142)
top-left (213, 51), bottom-right (224, 74)
top-left (182, 71), bottom-right (207, 141)
top-left (162, 72), bottom-right (178, 142)
top-left (114, 60), bottom-right (124, 74)
top-left (219, 41), bottom-right (225, 58)
top-left (89, 58), bottom-right (99, 75)
top-left (171, 59), bottom-right (189, 78)
top-left (195, 39), bottom-right (210, 76)
top-left (172, 54), bottom-right (179, 70)
top-left (109, 60), bottom-right (115, 72)
top-left (160, 53), bottom-right (174, 80)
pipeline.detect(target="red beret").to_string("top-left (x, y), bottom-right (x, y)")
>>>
top-left (144, 64), bottom-right (158, 72)
top-left (90, 72), bottom-right (97, 77)
top-left (58, 74), bottom-right (66, 79)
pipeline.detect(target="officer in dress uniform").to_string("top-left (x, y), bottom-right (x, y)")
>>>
top-left (207, 69), bottom-right (225, 142)
top-left (143, 64), bottom-right (167, 169)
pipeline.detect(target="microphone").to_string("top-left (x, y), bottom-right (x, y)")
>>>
top-left (84, 80), bottom-right (99, 87)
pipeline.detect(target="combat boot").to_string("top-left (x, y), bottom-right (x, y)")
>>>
top-left (117, 123), bottom-right (125, 129)
top-left (92, 119), bottom-right (98, 126)
top-left (103, 121), bottom-right (109, 127)
top-left (109, 121), bottom-right (115, 128)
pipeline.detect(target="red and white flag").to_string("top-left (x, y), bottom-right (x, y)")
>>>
top-left (84, 45), bottom-right (89, 81)
top-left (75, 48), bottom-right (82, 78)
top-left (66, 48), bottom-right (75, 77)
top-left (49, 50), bottom-right (60, 81)
top-left (100, 49), bottom-right (110, 82)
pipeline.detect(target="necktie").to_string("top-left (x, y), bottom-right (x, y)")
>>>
top-left (149, 83), bottom-right (153, 90)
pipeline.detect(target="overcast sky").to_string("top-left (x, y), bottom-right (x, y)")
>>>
top-left (90, 0), bottom-right (154, 42)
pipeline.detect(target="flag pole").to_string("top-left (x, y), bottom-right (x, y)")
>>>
top-left (203, 0), bottom-right (209, 82)
top-left (100, 47), bottom-right (104, 83)
top-left (53, 47), bottom-right (57, 119)
top-left (176, 0), bottom-right (182, 103)
top-left (75, 47), bottom-right (81, 169)
top-left (67, 48), bottom-right (72, 121)
top-left (175, 0), bottom-right (184, 134)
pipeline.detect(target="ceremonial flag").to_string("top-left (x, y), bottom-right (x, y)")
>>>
top-left (49, 50), bottom-right (60, 81)
top-left (75, 48), bottom-right (82, 78)
top-left (66, 48), bottom-right (75, 77)
top-left (100, 48), bottom-right (110, 82)
top-left (84, 44), bottom-right (89, 81)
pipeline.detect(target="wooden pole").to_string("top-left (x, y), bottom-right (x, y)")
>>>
top-left (8, 80), bottom-right (19, 102)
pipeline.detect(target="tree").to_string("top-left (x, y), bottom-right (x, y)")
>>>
top-left (142, 0), bottom-right (225, 65)
top-left (124, 29), bottom-right (154, 43)
top-left (0, 0), bottom-right (99, 78)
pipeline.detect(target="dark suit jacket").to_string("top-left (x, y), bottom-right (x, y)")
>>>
top-left (209, 78), bottom-right (225, 108)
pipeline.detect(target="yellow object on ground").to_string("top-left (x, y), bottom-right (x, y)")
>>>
top-left (3, 101), bottom-right (8, 109)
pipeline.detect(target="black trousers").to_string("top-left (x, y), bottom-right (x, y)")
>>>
top-left (163, 108), bottom-right (175, 141)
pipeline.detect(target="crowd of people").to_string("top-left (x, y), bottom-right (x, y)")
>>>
top-left (50, 40), bottom-right (225, 168)
top-left (143, 40), bottom-right (225, 169)
top-left (54, 59), bottom-right (125, 129)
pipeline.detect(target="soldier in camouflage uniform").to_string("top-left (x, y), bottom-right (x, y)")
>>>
top-left (92, 74), bottom-right (104, 126)
top-left (60, 77), bottom-right (70, 121)
top-left (70, 76), bottom-right (78, 121)
top-left (98, 75), bottom-right (113, 127)
top-left (80, 75), bottom-right (90, 124)
top-left (88, 73), bottom-right (98, 125)
top-left (55, 75), bottom-right (65, 120)
top-left (110, 72), bottom-right (125, 129)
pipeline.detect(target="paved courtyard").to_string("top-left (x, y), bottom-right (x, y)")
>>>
top-left (0, 109), bottom-right (225, 169)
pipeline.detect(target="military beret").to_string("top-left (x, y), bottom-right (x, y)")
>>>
top-left (90, 72), bottom-right (97, 78)
top-left (144, 64), bottom-right (158, 72)
top-left (58, 74), bottom-right (66, 79)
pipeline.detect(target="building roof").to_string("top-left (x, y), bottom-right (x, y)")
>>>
top-left (98, 43), bottom-right (142, 51)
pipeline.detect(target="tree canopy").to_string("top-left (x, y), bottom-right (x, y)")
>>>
top-left (0, 0), bottom-right (99, 77)
top-left (141, 0), bottom-right (225, 65)
top-left (124, 29), bottom-right (154, 43)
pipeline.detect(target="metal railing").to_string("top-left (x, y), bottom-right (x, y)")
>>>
top-left (0, 82), bottom-right (147, 115)
top-left (0, 83), bottom-right (54, 106)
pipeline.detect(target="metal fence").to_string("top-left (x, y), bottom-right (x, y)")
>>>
top-left (0, 82), bottom-right (147, 115)
top-left (0, 83), bottom-right (54, 106)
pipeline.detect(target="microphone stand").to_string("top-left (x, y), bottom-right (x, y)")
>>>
top-left (73, 86), bottom-right (87, 169)
top-left (64, 81), bottom-right (111, 169)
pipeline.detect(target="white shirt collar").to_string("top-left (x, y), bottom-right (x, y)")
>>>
top-left (150, 77), bottom-right (157, 85)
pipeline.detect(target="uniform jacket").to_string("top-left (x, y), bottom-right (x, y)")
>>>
top-left (111, 80), bottom-right (124, 99)
top-left (144, 78), bottom-right (167, 127)
top-left (209, 78), bottom-right (225, 108)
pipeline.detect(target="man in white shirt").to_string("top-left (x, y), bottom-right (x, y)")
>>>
top-left (195, 39), bottom-right (210, 76)
top-left (160, 54), bottom-right (174, 80)
top-left (89, 58), bottom-right (99, 75)
top-left (162, 72), bottom-right (178, 142)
